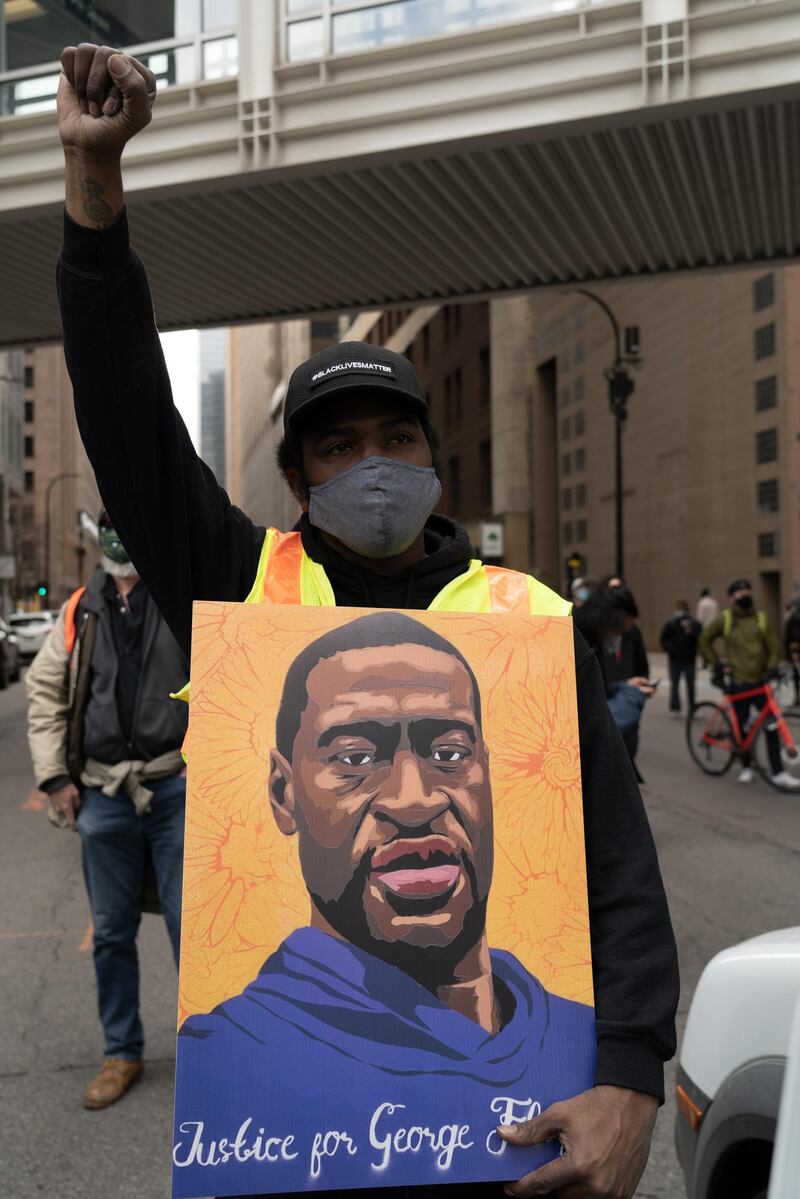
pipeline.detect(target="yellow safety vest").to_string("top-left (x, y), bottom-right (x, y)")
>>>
top-left (244, 528), bottom-right (571, 617)
top-left (176, 529), bottom-right (570, 723)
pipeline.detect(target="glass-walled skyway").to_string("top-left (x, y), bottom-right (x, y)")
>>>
top-left (283, 0), bottom-right (612, 62)
top-left (0, 0), bottom-right (238, 117)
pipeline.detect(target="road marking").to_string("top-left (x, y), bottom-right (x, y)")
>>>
top-left (19, 790), bottom-right (46, 811)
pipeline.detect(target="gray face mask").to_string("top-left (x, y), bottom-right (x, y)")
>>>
top-left (307, 456), bottom-right (442, 559)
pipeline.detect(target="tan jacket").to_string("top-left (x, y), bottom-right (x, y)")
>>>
top-left (25, 601), bottom-right (72, 790)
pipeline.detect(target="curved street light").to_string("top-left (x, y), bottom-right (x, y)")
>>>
top-left (572, 289), bottom-right (641, 579)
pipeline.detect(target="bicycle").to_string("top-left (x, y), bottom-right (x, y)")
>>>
top-left (686, 668), bottom-right (800, 791)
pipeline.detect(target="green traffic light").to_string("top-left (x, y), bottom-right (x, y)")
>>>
top-left (37, 586), bottom-right (47, 597)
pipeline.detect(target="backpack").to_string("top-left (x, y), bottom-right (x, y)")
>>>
top-left (722, 607), bottom-right (767, 641)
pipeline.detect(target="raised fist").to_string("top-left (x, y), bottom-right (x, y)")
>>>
top-left (58, 44), bottom-right (156, 156)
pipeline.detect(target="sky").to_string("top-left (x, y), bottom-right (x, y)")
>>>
top-left (161, 329), bottom-right (200, 449)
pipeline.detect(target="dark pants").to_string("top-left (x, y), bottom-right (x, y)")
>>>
top-left (727, 680), bottom-right (781, 775)
top-left (78, 774), bottom-right (185, 1060)
top-left (669, 659), bottom-right (696, 712)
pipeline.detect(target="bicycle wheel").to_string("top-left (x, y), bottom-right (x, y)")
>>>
top-left (686, 702), bottom-right (736, 775)
top-left (752, 717), bottom-right (800, 791)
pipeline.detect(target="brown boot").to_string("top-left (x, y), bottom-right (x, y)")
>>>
top-left (83, 1058), bottom-right (144, 1110)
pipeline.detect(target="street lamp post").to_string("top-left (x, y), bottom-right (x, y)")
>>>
top-left (573, 289), bottom-right (640, 579)
top-left (44, 472), bottom-right (79, 602)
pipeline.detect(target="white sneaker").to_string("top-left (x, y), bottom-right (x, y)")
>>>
top-left (771, 771), bottom-right (800, 790)
top-left (738, 767), bottom-right (754, 783)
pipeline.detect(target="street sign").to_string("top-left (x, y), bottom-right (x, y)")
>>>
top-left (0, 554), bottom-right (15, 580)
top-left (480, 522), bottom-right (504, 559)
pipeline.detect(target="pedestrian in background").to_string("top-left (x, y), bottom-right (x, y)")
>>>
top-left (699, 579), bottom-right (798, 789)
top-left (575, 585), bottom-right (654, 758)
top-left (599, 576), bottom-right (650, 682)
top-left (570, 576), bottom-right (595, 608)
top-left (25, 510), bottom-right (189, 1109)
top-left (783, 596), bottom-right (800, 707)
top-left (696, 587), bottom-right (719, 629)
top-left (660, 601), bottom-right (701, 717)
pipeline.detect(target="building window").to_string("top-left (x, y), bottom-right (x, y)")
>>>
top-left (310, 319), bottom-right (339, 339)
top-left (24, 401), bottom-right (33, 424)
top-left (576, 518), bottom-right (588, 542)
top-left (563, 488), bottom-right (573, 512)
top-left (573, 342), bottom-right (584, 364)
top-left (24, 365), bottom-right (34, 389)
top-left (573, 377), bottom-right (584, 403)
top-left (24, 471), bottom-right (33, 493)
top-left (574, 410), bottom-right (585, 436)
top-left (756, 428), bottom-right (777, 463)
top-left (443, 306), bottom-right (461, 341)
top-left (575, 483), bottom-right (586, 507)
top-left (563, 521), bottom-right (573, 545)
top-left (448, 456), bottom-right (461, 513)
top-left (24, 435), bottom-right (34, 459)
top-left (753, 273), bottom-right (775, 312)
top-left (758, 532), bottom-right (779, 558)
top-left (479, 347), bottom-right (491, 410)
top-left (560, 384), bottom-right (571, 408)
top-left (754, 323), bottom-right (776, 360)
top-left (561, 417), bottom-right (571, 440)
top-left (755, 376), bottom-right (777, 411)
top-left (562, 452), bottom-right (572, 476)
top-left (575, 446), bottom-right (586, 472)
top-left (757, 479), bottom-right (779, 513)
top-left (479, 439), bottom-right (492, 510)
top-left (444, 369), bottom-right (463, 426)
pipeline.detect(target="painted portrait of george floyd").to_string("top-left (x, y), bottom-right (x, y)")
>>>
top-left (172, 604), bottom-right (596, 1198)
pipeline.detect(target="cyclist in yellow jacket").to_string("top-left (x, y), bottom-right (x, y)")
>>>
top-left (55, 42), bottom-right (678, 1199)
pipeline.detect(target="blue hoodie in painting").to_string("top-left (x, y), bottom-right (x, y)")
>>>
top-left (172, 928), bottom-right (595, 1198)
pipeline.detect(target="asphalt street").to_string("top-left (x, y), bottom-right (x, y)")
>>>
top-left (1, 656), bottom-right (798, 1199)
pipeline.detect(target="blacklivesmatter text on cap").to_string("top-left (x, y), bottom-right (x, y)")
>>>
top-left (283, 341), bottom-right (428, 433)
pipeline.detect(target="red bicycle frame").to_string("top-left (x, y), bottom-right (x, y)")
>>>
top-left (717, 682), bottom-right (796, 756)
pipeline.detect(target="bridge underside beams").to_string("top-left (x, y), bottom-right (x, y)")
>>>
top-left (2, 94), bottom-right (798, 347)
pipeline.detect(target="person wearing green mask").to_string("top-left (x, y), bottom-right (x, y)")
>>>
top-left (26, 509), bottom-right (190, 1108)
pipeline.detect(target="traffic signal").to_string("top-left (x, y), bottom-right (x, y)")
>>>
top-left (37, 581), bottom-right (48, 598)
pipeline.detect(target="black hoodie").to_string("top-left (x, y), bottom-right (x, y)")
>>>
top-left (57, 210), bottom-right (678, 1120)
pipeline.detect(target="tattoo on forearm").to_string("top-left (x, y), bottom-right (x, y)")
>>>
top-left (81, 176), bottom-right (114, 228)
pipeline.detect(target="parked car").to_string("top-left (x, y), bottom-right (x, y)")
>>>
top-left (8, 610), bottom-right (53, 661)
top-left (676, 927), bottom-right (800, 1199)
top-left (0, 616), bottom-right (21, 688)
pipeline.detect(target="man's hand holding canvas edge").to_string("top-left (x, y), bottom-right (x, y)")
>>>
top-left (56, 43), bottom-right (678, 1199)
top-left (500, 1085), bottom-right (659, 1197)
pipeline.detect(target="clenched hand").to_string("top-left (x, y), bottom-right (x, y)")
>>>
top-left (500, 1085), bottom-right (658, 1198)
top-left (58, 44), bottom-right (156, 156)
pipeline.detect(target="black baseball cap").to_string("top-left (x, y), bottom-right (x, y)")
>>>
top-left (728, 578), bottom-right (752, 595)
top-left (283, 341), bottom-right (428, 434)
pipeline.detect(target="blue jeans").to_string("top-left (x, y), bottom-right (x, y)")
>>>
top-left (78, 774), bottom-right (185, 1060)
top-left (669, 660), bottom-right (696, 712)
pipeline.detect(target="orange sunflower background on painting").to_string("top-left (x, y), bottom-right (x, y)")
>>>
top-left (178, 604), bottom-right (593, 1024)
